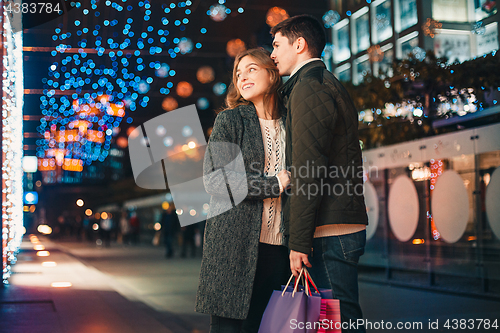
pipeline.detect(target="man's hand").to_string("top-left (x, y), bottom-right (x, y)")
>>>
top-left (289, 250), bottom-right (312, 277)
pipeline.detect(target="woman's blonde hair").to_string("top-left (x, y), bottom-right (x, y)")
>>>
top-left (222, 48), bottom-right (282, 119)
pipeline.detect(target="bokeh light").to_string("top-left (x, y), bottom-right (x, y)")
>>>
top-left (266, 7), bottom-right (289, 27)
top-left (226, 39), bottom-right (246, 58)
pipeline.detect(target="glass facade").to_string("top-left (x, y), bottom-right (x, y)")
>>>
top-left (330, 0), bottom-right (497, 84)
top-left (361, 124), bottom-right (500, 293)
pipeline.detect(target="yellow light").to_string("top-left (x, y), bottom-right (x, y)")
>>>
top-left (92, 223), bottom-right (99, 231)
top-left (23, 205), bottom-right (29, 212)
top-left (37, 225), bottom-right (52, 235)
top-left (51, 282), bottom-right (72, 288)
top-left (29, 205), bottom-right (36, 213)
top-left (412, 239), bottom-right (425, 245)
top-left (468, 236), bottom-right (477, 241)
top-left (188, 141), bottom-right (196, 149)
top-left (182, 144), bottom-right (190, 151)
top-left (34, 245), bottom-right (45, 251)
top-left (76, 199), bottom-right (84, 207)
top-left (42, 261), bottom-right (57, 267)
top-left (154, 223), bottom-right (162, 231)
top-left (37, 251), bottom-right (50, 257)
top-left (162, 201), bottom-right (170, 210)
top-left (85, 209), bottom-right (93, 216)
top-left (101, 212), bottom-right (108, 219)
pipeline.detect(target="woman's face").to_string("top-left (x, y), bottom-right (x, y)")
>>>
top-left (236, 55), bottom-right (271, 105)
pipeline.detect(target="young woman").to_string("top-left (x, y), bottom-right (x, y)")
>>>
top-left (195, 48), bottom-right (291, 333)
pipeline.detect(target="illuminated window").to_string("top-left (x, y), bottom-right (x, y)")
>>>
top-left (395, 0), bottom-right (418, 32)
top-left (334, 63), bottom-right (351, 82)
top-left (397, 31), bottom-right (419, 59)
top-left (353, 55), bottom-right (371, 85)
top-left (333, 19), bottom-right (351, 64)
top-left (351, 7), bottom-right (370, 54)
top-left (372, 0), bottom-right (392, 44)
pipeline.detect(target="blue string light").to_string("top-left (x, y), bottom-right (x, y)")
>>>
top-left (38, 0), bottom-right (206, 166)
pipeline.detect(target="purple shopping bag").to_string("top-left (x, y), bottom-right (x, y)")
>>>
top-left (258, 269), bottom-right (322, 333)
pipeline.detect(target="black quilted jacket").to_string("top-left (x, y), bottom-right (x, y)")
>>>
top-left (279, 60), bottom-right (368, 254)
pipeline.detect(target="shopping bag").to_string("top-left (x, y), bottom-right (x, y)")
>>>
top-left (304, 269), bottom-right (341, 333)
top-left (258, 268), bottom-right (321, 333)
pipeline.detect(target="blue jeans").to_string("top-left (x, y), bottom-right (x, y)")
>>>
top-left (308, 229), bottom-right (366, 333)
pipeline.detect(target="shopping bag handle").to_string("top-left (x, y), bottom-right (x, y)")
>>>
top-left (281, 268), bottom-right (304, 298)
top-left (303, 267), bottom-right (320, 294)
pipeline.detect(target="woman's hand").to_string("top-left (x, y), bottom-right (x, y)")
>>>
top-left (277, 169), bottom-right (291, 190)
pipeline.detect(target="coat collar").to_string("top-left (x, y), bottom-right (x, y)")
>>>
top-left (237, 103), bottom-right (286, 122)
top-left (237, 103), bottom-right (258, 119)
top-left (279, 60), bottom-right (326, 98)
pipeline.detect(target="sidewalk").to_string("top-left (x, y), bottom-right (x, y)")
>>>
top-left (2, 235), bottom-right (499, 333)
top-left (0, 235), bottom-right (203, 333)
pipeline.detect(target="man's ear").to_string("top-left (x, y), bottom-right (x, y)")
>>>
top-left (295, 37), bottom-right (307, 54)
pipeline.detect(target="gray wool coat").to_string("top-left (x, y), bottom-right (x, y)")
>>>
top-left (195, 104), bottom-right (285, 320)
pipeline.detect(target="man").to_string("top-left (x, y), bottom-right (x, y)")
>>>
top-left (271, 15), bottom-right (368, 332)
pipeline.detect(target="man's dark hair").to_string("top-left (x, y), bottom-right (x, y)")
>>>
top-left (270, 14), bottom-right (326, 58)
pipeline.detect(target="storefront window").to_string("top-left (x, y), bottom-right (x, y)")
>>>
top-left (333, 19), bottom-right (351, 63)
top-left (372, 0), bottom-right (393, 44)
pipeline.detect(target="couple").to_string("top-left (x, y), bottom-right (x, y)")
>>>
top-left (196, 15), bottom-right (368, 333)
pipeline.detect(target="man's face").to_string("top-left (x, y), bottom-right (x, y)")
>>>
top-left (271, 32), bottom-right (299, 76)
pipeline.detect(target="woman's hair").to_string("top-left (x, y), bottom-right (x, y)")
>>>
top-left (222, 48), bottom-right (282, 118)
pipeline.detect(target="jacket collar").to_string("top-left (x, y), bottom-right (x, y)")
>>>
top-left (279, 60), bottom-right (326, 98)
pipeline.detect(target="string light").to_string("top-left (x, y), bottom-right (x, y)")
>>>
top-left (38, 0), bottom-right (204, 177)
top-left (2, 7), bottom-right (24, 284)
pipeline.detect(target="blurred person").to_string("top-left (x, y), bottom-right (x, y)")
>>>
top-left (181, 224), bottom-right (197, 258)
top-left (129, 211), bottom-right (140, 244)
top-left (100, 216), bottom-right (113, 247)
top-left (161, 206), bottom-right (179, 258)
top-left (195, 48), bottom-right (291, 333)
top-left (271, 15), bottom-right (368, 333)
top-left (119, 210), bottom-right (131, 245)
